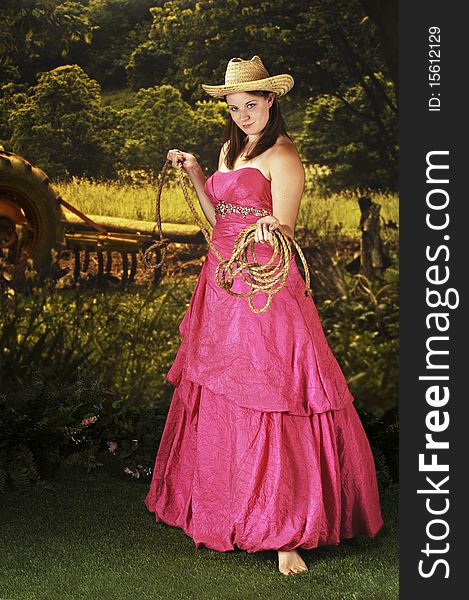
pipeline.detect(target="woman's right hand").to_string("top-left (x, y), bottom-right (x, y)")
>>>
top-left (167, 149), bottom-right (199, 173)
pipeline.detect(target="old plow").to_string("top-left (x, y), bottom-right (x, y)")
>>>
top-left (0, 150), bottom-right (204, 288)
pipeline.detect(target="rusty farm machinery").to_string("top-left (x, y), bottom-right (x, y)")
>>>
top-left (0, 149), bottom-right (205, 288)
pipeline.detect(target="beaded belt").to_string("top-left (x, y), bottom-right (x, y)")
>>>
top-left (214, 200), bottom-right (272, 219)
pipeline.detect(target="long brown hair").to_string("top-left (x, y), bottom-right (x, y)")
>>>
top-left (222, 90), bottom-right (291, 170)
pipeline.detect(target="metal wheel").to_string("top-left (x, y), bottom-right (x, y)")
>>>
top-left (0, 150), bottom-right (65, 283)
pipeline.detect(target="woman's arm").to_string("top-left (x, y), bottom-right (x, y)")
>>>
top-left (269, 144), bottom-right (305, 238)
top-left (167, 149), bottom-right (216, 227)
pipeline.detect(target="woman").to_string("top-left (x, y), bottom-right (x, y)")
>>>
top-left (144, 55), bottom-right (383, 576)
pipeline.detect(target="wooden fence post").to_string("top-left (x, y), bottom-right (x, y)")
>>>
top-left (358, 195), bottom-right (391, 280)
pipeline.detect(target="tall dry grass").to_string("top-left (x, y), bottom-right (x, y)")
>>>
top-left (56, 177), bottom-right (399, 238)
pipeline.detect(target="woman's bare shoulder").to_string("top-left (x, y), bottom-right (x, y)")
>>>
top-left (267, 136), bottom-right (303, 173)
top-left (274, 135), bottom-right (299, 153)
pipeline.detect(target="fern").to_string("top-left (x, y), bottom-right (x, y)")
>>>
top-left (0, 364), bottom-right (110, 492)
top-left (372, 447), bottom-right (394, 493)
top-left (5, 444), bottom-right (39, 491)
top-left (0, 449), bottom-right (8, 494)
top-left (356, 405), bottom-right (399, 489)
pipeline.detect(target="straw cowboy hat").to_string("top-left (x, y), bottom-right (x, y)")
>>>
top-left (201, 55), bottom-right (294, 98)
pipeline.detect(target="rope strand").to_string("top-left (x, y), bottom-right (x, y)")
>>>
top-left (143, 159), bottom-right (313, 313)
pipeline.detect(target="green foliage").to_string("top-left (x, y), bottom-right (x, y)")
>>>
top-left (3, 0), bottom-right (398, 108)
top-left (126, 0), bottom-right (396, 100)
top-left (126, 40), bottom-right (171, 90)
top-left (0, 363), bottom-right (110, 492)
top-left (0, 82), bottom-right (28, 145)
top-left (0, 264), bottom-right (194, 490)
top-left (317, 265), bottom-right (399, 414)
top-left (0, 443), bottom-right (39, 493)
top-left (7, 64), bottom-right (121, 177)
top-left (126, 0), bottom-right (310, 98)
top-left (64, 409), bottom-right (168, 481)
top-left (192, 99), bottom-right (226, 173)
top-left (0, 270), bottom-right (191, 409)
top-left (299, 75), bottom-right (398, 191)
top-left (1, 75), bottom-right (228, 179)
top-left (1, 262), bottom-right (92, 385)
top-left (372, 447), bottom-right (394, 492)
top-left (1, 0), bottom-right (399, 188)
top-left (1, 246), bottom-right (398, 490)
top-left (0, 0), bottom-right (94, 84)
top-left (68, 0), bottom-right (155, 89)
top-left (1, 265), bottom-right (398, 490)
top-left (101, 87), bottom-right (136, 110)
top-left (118, 86), bottom-right (226, 175)
top-left (356, 405), bottom-right (399, 487)
top-left (97, 101), bottom-right (127, 176)
top-left (119, 84), bottom-right (195, 174)
top-left (123, 0), bottom-right (398, 188)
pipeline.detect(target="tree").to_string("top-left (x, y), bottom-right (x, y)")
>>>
top-left (8, 64), bottom-right (120, 178)
top-left (0, 83), bottom-right (28, 147)
top-left (299, 75), bottom-right (398, 191)
top-left (359, 0), bottom-right (398, 96)
top-left (126, 0), bottom-right (397, 101)
top-left (1, 0), bottom-right (399, 189)
top-left (119, 85), bottom-right (196, 174)
top-left (118, 87), bottom-right (228, 175)
top-left (67, 0), bottom-right (155, 89)
top-left (126, 0), bottom-right (309, 99)
top-left (0, 0), bottom-right (94, 85)
top-left (303, 0), bottom-right (398, 164)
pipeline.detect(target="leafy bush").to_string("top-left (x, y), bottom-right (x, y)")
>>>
top-left (0, 364), bottom-right (110, 492)
top-left (0, 258), bottom-right (193, 490)
top-left (64, 408), bottom-right (168, 483)
top-left (316, 264), bottom-right (399, 414)
top-left (0, 82), bottom-right (27, 146)
top-left (0, 271), bottom-right (189, 410)
top-left (192, 99), bottom-right (226, 173)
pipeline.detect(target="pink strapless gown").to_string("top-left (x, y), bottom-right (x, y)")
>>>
top-left (144, 168), bottom-right (383, 552)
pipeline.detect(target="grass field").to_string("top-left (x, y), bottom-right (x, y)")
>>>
top-left (0, 465), bottom-right (398, 600)
top-left (56, 178), bottom-right (399, 239)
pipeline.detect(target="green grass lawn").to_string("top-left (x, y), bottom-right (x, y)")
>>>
top-left (0, 466), bottom-right (398, 600)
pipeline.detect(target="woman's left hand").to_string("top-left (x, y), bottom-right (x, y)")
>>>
top-left (255, 215), bottom-right (280, 246)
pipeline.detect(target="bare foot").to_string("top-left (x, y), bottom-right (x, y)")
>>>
top-left (277, 549), bottom-right (309, 575)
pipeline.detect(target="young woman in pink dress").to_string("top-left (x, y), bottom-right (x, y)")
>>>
top-left (144, 55), bottom-right (383, 576)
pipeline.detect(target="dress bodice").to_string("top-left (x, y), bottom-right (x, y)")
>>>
top-left (203, 167), bottom-right (277, 265)
top-left (204, 168), bottom-right (273, 218)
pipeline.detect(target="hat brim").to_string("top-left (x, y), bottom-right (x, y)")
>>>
top-left (201, 74), bottom-right (294, 98)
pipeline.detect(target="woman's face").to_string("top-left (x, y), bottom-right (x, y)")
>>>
top-left (225, 92), bottom-right (274, 136)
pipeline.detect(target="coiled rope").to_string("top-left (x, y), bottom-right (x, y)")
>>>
top-left (143, 158), bottom-right (312, 314)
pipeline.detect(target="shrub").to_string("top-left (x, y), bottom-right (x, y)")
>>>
top-left (0, 364), bottom-right (110, 491)
top-left (317, 265), bottom-right (399, 414)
